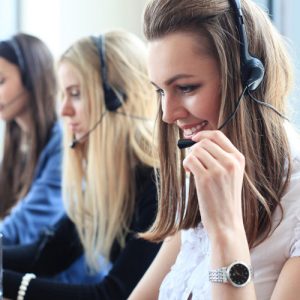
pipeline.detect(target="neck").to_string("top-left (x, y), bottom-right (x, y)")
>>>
top-left (15, 105), bottom-right (32, 133)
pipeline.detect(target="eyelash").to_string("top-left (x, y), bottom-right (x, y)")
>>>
top-left (155, 85), bottom-right (199, 98)
top-left (178, 85), bottom-right (199, 94)
top-left (70, 91), bottom-right (80, 98)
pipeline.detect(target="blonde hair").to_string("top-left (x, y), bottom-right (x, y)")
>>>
top-left (59, 30), bottom-right (158, 271)
top-left (142, 0), bottom-right (293, 247)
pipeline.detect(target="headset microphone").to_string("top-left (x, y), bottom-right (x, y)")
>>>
top-left (69, 35), bottom-right (150, 149)
top-left (178, 0), bottom-right (265, 150)
top-left (69, 111), bottom-right (107, 149)
top-left (69, 139), bottom-right (78, 149)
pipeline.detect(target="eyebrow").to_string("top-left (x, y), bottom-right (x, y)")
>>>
top-left (151, 74), bottom-right (195, 88)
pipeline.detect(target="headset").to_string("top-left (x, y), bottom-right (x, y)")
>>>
top-left (229, 0), bottom-right (265, 91)
top-left (91, 35), bottom-right (126, 111)
top-left (70, 35), bottom-right (148, 149)
top-left (178, 0), bottom-right (285, 149)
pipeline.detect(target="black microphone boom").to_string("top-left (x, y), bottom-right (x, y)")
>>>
top-left (69, 111), bottom-right (107, 149)
top-left (69, 139), bottom-right (78, 149)
top-left (69, 110), bottom-right (151, 149)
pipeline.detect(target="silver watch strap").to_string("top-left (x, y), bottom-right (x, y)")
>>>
top-left (209, 267), bottom-right (228, 283)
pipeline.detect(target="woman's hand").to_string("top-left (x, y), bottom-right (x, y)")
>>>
top-left (183, 130), bottom-right (245, 239)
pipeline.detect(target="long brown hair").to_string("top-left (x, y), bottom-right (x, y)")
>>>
top-left (0, 33), bottom-right (57, 217)
top-left (142, 0), bottom-right (293, 248)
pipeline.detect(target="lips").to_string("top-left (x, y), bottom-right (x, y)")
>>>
top-left (68, 123), bottom-right (79, 132)
top-left (182, 120), bottom-right (208, 138)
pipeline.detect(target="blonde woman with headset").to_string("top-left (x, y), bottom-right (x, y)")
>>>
top-left (2, 30), bottom-right (161, 300)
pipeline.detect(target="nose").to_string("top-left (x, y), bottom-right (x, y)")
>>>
top-left (60, 97), bottom-right (74, 117)
top-left (161, 93), bottom-right (187, 124)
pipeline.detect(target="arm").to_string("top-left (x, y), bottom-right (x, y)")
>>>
top-left (3, 167), bottom-right (161, 300)
top-left (184, 130), bottom-right (256, 299)
top-left (270, 257), bottom-right (300, 299)
top-left (3, 215), bottom-right (83, 276)
top-left (0, 125), bottom-right (64, 245)
top-left (3, 237), bottom-right (161, 300)
top-left (129, 232), bottom-right (181, 300)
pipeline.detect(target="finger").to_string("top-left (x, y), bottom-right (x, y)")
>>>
top-left (190, 143), bottom-right (224, 170)
top-left (191, 130), bottom-right (237, 154)
top-left (183, 151), bottom-right (207, 174)
top-left (195, 138), bottom-right (231, 163)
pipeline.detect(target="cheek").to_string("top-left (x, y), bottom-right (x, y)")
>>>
top-left (0, 97), bottom-right (28, 121)
top-left (0, 85), bottom-right (13, 102)
top-left (77, 107), bottom-right (89, 129)
top-left (13, 95), bottom-right (29, 114)
top-left (193, 92), bottom-right (221, 124)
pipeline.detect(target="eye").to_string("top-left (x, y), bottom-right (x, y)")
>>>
top-left (70, 88), bottom-right (80, 98)
top-left (0, 77), bottom-right (5, 85)
top-left (178, 85), bottom-right (199, 94)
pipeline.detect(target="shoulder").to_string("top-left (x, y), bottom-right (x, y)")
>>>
top-left (134, 166), bottom-right (157, 206)
top-left (283, 123), bottom-right (300, 202)
top-left (280, 124), bottom-right (300, 211)
top-left (47, 122), bottom-right (63, 149)
top-left (130, 166), bottom-right (157, 231)
top-left (40, 122), bottom-right (63, 157)
top-left (285, 122), bottom-right (300, 167)
top-left (270, 124), bottom-right (300, 256)
top-left (34, 122), bottom-right (63, 176)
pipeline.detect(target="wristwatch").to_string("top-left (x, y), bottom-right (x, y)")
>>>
top-left (209, 261), bottom-right (253, 288)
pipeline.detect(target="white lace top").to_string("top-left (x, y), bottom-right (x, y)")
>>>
top-left (159, 125), bottom-right (300, 300)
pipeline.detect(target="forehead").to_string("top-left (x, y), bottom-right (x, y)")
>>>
top-left (57, 61), bottom-right (81, 88)
top-left (0, 57), bottom-right (19, 74)
top-left (147, 31), bottom-right (217, 83)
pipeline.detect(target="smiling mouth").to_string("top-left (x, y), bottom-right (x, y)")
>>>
top-left (182, 120), bottom-right (208, 138)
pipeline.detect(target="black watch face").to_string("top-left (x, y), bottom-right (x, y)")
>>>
top-left (228, 263), bottom-right (250, 287)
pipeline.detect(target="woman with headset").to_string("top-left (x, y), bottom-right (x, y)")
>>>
top-left (129, 0), bottom-right (300, 299)
top-left (0, 33), bottom-right (64, 245)
top-left (2, 30), bottom-right (161, 300)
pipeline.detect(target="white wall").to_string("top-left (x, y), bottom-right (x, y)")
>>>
top-left (0, 0), bottom-right (19, 39)
top-left (272, 0), bottom-right (300, 128)
top-left (20, 0), bottom-right (148, 58)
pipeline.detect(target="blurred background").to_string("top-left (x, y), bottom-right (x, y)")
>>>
top-left (0, 0), bottom-right (299, 152)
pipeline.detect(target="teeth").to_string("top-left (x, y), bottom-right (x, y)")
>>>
top-left (183, 121), bottom-right (208, 137)
top-left (186, 128), bottom-right (192, 135)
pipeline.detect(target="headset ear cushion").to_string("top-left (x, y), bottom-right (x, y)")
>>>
top-left (242, 58), bottom-right (265, 91)
top-left (103, 86), bottom-right (124, 111)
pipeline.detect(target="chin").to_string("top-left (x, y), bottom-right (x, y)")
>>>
top-left (0, 114), bottom-right (13, 122)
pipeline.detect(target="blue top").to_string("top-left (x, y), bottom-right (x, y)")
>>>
top-left (0, 122), bottom-right (64, 245)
